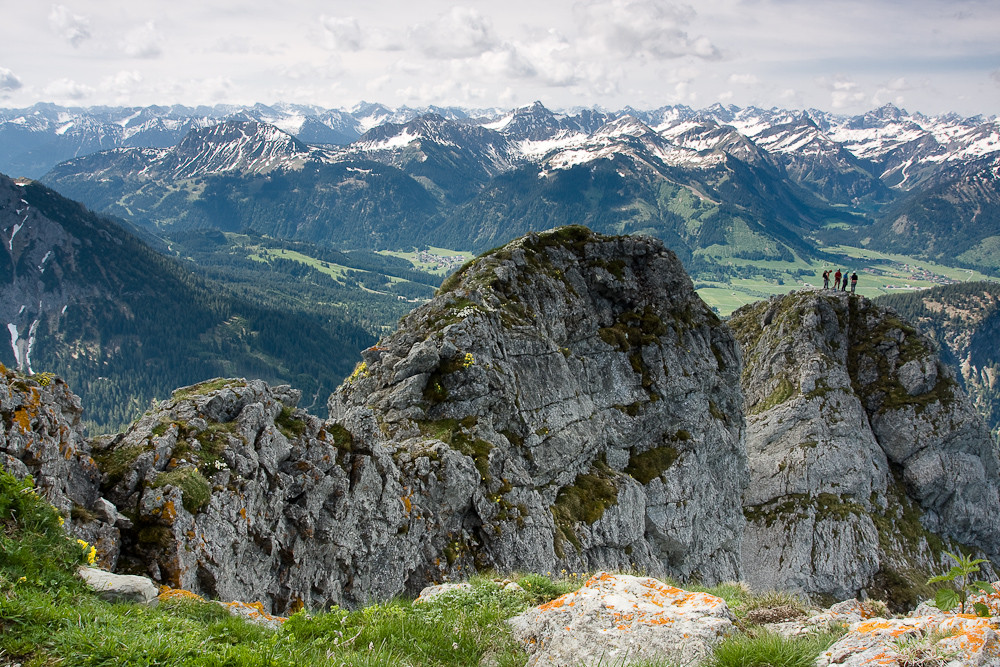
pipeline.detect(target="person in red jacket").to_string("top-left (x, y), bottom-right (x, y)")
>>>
top-left (834, 269), bottom-right (842, 290)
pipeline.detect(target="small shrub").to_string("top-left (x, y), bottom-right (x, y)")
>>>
top-left (927, 550), bottom-right (993, 615)
top-left (151, 468), bottom-right (212, 514)
top-left (276, 405), bottom-right (308, 440)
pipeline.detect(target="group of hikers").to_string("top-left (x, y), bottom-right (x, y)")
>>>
top-left (822, 268), bottom-right (858, 293)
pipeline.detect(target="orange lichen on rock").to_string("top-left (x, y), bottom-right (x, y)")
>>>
top-left (225, 600), bottom-right (288, 624)
top-left (158, 587), bottom-right (207, 603)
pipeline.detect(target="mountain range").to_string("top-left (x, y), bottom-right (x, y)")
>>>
top-left (16, 101), bottom-right (999, 277)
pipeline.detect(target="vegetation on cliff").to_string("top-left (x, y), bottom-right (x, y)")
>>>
top-left (1, 468), bottom-right (848, 667)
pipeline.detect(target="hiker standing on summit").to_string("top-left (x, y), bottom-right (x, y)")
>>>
top-left (822, 270), bottom-right (830, 289)
top-left (834, 269), bottom-right (842, 290)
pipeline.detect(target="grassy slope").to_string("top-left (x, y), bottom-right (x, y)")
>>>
top-left (1, 470), bottom-right (845, 667)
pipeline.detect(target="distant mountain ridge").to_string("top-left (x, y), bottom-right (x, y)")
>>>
top-left (24, 100), bottom-right (1000, 273)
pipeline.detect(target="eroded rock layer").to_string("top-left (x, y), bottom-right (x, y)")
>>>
top-left (732, 292), bottom-right (1000, 605)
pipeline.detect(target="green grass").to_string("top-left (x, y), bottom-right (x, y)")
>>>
top-left (703, 630), bottom-right (844, 667)
top-left (250, 247), bottom-right (354, 281)
top-left (377, 247), bottom-right (475, 276)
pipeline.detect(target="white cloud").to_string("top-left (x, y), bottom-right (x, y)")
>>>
top-left (818, 75), bottom-right (867, 109)
top-left (573, 0), bottom-right (721, 61)
top-left (476, 46), bottom-right (538, 80)
top-left (0, 67), bottom-right (22, 92)
top-left (209, 37), bottom-right (278, 56)
top-left (320, 16), bottom-right (363, 51)
top-left (99, 70), bottom-right (142, 102)
top-left (413, 7), bottom-right (501, 59)
top-left (48, 4), bottom-right (91, 48)
top-left (872, 77), bottom-right (919, 107)
top-left (993, 70), bottom-right (1000, 86)
top-left (121, 22), bottom-right (163, 59)
top-left (43, 78), bottom-right (94, 101)
top-left (729, 73), bottom-right (759, 85)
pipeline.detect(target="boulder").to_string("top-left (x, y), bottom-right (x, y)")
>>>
top-left (508, 572), bottom-right (735, 666)
top-left (78, 567), bottom-right (158, 604)
top-left (818, 586), bottom-right (1000, 667)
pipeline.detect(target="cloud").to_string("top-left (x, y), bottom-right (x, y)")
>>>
top-left (99, 70), bottom-right (143, 101)
top-left (49, 4), bottom-right (91, 48)
top-left (43, 78), bottom-right (94, 101)
top-left (320, 15), bottom-right (363, 51)
top-left (476, 46), bottom-right (538, 80)
top-left (209, 37), bottom-right (278, 56)
top-left (0, 67), bottom-right (23, 92)
top-left (991, 70), bottom-right (1000, 86)
top-left (574, 0), bottom-right (721, 61)
top-left (413, 7), bottom-right (501, 59)
top-left (729, 73), bottom-right (759, 85)
top-left (872, 77), bottom-right (918, 107)
top-left (818, 75), bottom-right (866, 109)
top-left (121, 22), bottom-right (163, 58)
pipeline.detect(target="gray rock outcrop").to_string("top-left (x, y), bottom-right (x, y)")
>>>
top-left (96, 227), bottom-right (746, 612)
top-left (0, 365), bottom-right (123, 567)
top-left (732, 291), bottom-right (1000, 605)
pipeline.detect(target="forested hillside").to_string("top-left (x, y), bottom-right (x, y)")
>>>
top-left (0, 174), bottom-right (375, 431)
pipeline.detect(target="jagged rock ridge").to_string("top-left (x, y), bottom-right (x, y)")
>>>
top-left (732, 291), bottom-right (1000, 607)
top-left (81, 227), bottom-right (746, 611)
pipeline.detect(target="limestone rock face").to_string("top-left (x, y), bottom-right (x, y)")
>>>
top-left (97, 377), bottom-right (419, 611)
top-left (332, 226), bottom-right (747, 585)
top-left (732, 292), bottom-right (1000, 603)
top-left (508, 572), bottom-right (736, 666)
top-left (98, 228), bottom-right (745, 612)
top-left (0, 367), bottom-right (122, 567)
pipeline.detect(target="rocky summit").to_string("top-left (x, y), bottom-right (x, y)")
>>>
top-left (331, 226), bottom-right (746, 586)
top-left (732, 291), bottom-right (1000, 606)
top-left (17, 227), bottom-right (742, 613)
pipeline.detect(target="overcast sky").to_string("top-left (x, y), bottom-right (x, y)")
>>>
top-left (1, 0), bottom-right (998, 116)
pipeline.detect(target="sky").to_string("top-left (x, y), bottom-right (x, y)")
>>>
top-left (1, 0), bottom-right (998, 117)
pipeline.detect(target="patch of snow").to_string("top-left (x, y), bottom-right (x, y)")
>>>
top-left (482, 114), bottom-right (514, 131)
top-left (517, 132), bottom-right (589, 158)
top-left (117, 110), bottom-right (142, 127)
top-left (7, 323), bottom-right (20, 368)
top-left (9, 222), bottom-right (23, 250)
top-left (55, 122), bottom-right (75, 136)
top-left (358, 129), bottom-right (418, 151)
top-left (25, 318), bottom-right (38, 374)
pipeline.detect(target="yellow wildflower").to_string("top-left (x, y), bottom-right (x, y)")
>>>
top-left (462, 352), bottom-right (474, 368)
top-left (77, 539), bottom-right (97, 565)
